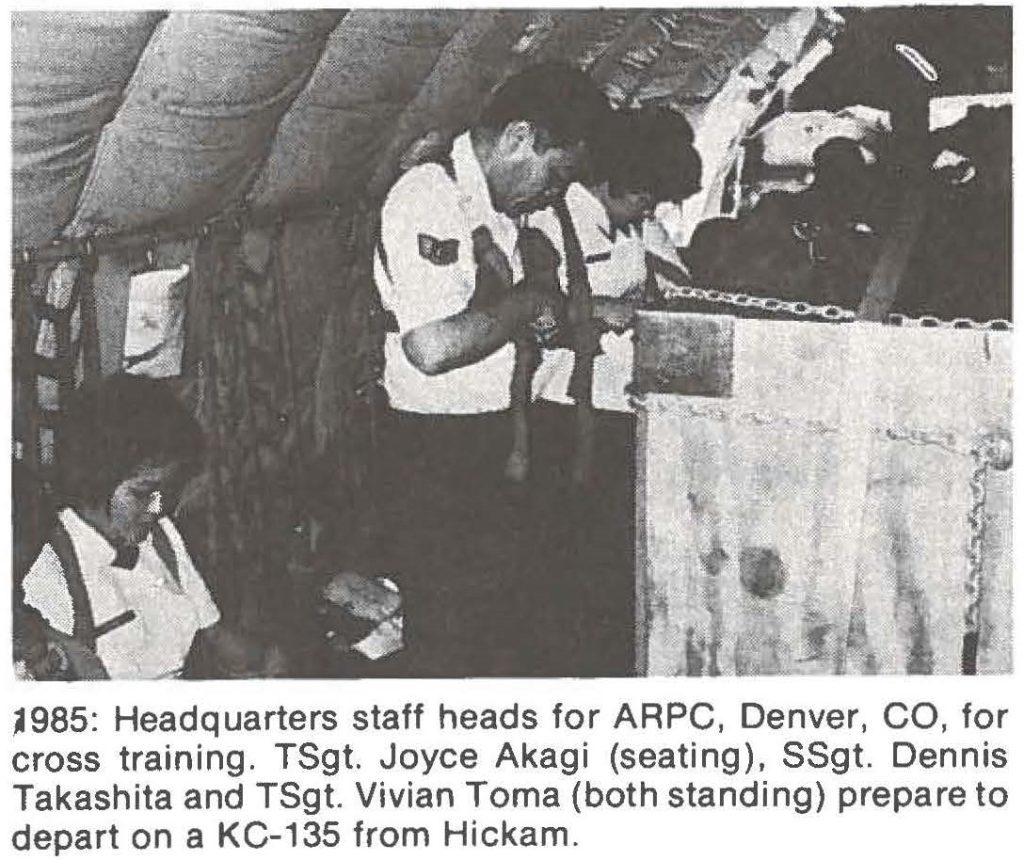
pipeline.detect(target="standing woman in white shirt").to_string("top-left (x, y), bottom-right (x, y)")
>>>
top-left (527, 107), bottom-right (703, 676)
top-left (532, 106), bottom-right (702, 412)
top-left (17, 375), bottom-right (282, 680)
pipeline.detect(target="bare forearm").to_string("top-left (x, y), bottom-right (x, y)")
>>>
top-left (402, 290), bottom-right (550, 375)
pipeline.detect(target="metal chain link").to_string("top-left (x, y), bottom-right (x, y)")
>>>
top-left (885, 314), bottom-right (1013, 332)
top-left (964, 449), bottom-right (989, 636)
top-left (662, 283), bottom-right (857, 323)
top-left (660, 283), bottom-right (1013, 331)
top-left (963, 432), bottom-right (1013, 636)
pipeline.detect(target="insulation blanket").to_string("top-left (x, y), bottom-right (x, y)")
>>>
top-left (11, 11), bottom-right (164, 245)
top-left (633, 312), bottom-right (1012, 676)
top-left (12, 9), bottom-right (821, 245)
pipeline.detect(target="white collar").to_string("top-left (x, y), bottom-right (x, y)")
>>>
top-left (562, 182), bottom-right (630, 255)
top-left (58, 508), bottom-right (163, 569)
top-left (571, 184), bottom-right (651, 244)
top-left (451, 132), bottom-right (491, 208)
top-left (567, 183), bottom-right (612, 235)
top-left (451, 132), bottom-right (517, 244)
top-left (59, 508), bottom-right (119, 567)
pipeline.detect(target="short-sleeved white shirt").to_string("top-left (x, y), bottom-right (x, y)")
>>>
top-left (374, 132), bottom-right (523, 414)
top-left (21, 509), bottom-right (221, 679)
top-left (531, 183), bottom-right (689, 412)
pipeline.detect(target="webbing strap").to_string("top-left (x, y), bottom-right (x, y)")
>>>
top-left (151, 521), bottom-right (181, 589)
top-left (48, 520), bottom-right (95, 649)
top-left (644, 250), bottom-right (690, 290)
top-left (553, 199), bottom-right (597, 485)
top-left (48, 518), bottom-right (176, 648)
top-left (554, 199), bottom-right (595, 404)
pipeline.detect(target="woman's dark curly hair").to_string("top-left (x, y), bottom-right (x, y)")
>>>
top-left (56, 374), bottom-right (205, 507)
top-left (592, 106), bottom-right (702, 203)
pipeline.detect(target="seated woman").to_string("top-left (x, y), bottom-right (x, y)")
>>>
top-left (17, 374), bottom-right (280, 680)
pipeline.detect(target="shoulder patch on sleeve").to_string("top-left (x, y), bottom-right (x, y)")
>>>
top-left (418, 234), bottom-right (459, 266)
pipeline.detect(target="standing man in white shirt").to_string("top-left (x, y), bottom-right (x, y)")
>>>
top-left (373, 63), bottom-right (610, 676)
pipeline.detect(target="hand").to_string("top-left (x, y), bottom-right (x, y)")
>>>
top-left (470, 227), bottom-right (514, 310)
top-left (530, 307), bottom-right (560, 345)
top-left (14, 622), bottom-right (108, 680)
top-left (321, 571), bottom-right (401, 622)
top-left (529, 292), bottom-right (566, 347)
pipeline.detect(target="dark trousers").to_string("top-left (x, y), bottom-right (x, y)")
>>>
top-left (526, 403), bottom-right (636, 677)
top-left (378, 404), bottom-right (635, 678)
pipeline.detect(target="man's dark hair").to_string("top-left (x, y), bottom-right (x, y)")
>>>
top-left (592, 106), bottom-right (702, 203)
top-left (56, 374), bottom-right (205, 507)
top-left (478, 62), bottom-right (609, 150)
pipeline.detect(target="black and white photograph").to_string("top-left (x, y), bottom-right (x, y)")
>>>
top-left (10, 6), bottom-right (1012, 681)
